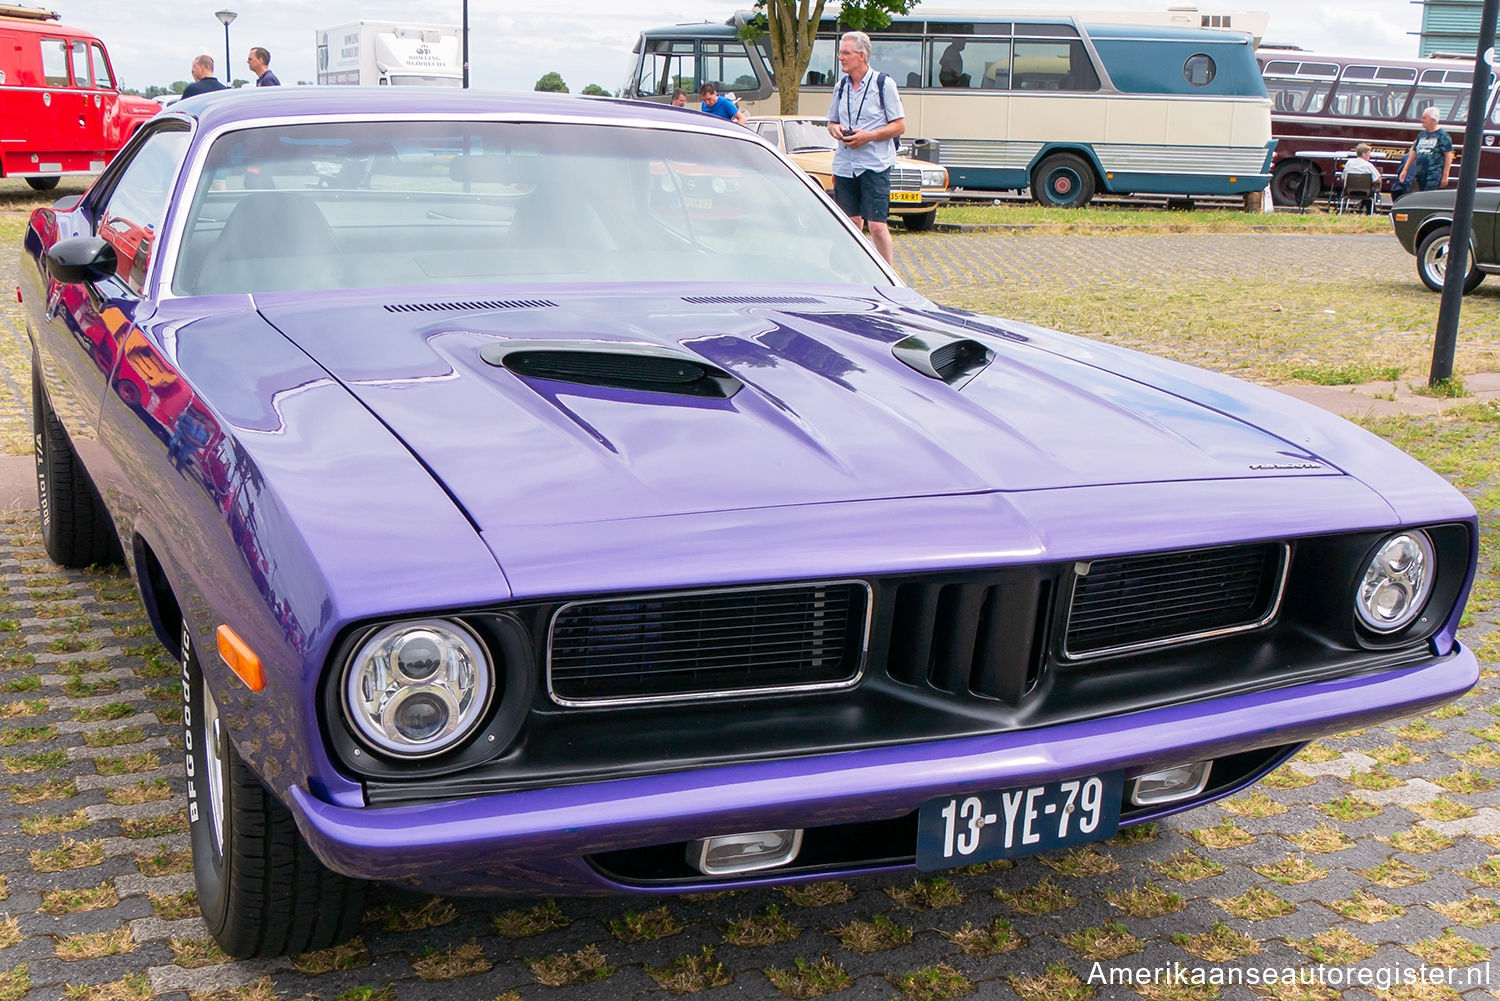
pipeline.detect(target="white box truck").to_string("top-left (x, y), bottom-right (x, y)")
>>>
top-left (316, 22), bottom-right (462, 86)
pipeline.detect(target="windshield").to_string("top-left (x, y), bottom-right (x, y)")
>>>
top-left (783, 119), bottom-right (839, 152)
top-left (170, 120), bottom-right (888, 296)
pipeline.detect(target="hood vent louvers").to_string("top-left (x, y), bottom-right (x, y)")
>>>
top-left (681, 295), bottom-right (823, 305)
top-left (893, 332), bottom-right (994, 389)
top-left (480, 339), bottom-right (743, 399)
top-left (384, 299), bottom-right (557, 313)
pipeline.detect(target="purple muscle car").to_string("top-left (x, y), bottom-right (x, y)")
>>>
top-left (21, 88), bottom-right (1478, 957)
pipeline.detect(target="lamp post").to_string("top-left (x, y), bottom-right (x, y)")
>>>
top-left (215, 10), bottom-right (236, 86)
top-left (462, 0), bottom-right (469, 88)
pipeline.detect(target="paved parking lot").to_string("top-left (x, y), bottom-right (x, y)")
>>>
top-left (0, 213), bottom-right (1496, 1001)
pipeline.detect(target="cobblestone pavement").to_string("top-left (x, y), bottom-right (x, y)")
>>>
top-left (0, 202), bottom-right (1497, 1000)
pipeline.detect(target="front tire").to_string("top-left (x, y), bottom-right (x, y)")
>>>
top-left (900, 210), bottom-right (938, 232)
top-left (1031, 153), bottom-right (1096, 208)
top-left (26, 177), bottom-right (60, 192)
top-left (182, 624), bottom-right (366, 957)
top-left (1416, 225), bottom-right (1484, 294)
top-left (32, 366), bottom-right (119, 567)
top-left (1271, 160), bottom-right (1320, 208)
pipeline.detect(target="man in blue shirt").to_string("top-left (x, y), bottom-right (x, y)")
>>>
top-left (698, 83), bottom-right (746, 125)
top-left (1398, 107), bottom-right (1453, 193)
top-left (248, 47), bottom-right (281, 87)
top-left (826, 31), bottom-right (906, 266)
top-left (181, 56), bottom-right (228, 98)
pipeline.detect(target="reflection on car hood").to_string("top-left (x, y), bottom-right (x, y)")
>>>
top-left (255, 287), bottom-right (1335, 533)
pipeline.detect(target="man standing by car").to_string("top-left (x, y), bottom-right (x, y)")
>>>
top-left (698, 83), bottom-right (745, 124)
top-left (1398, 107), bottom-right (1453, 194)
top-left (180, 56), bottom-right (227, 98)
top-left (827, 31), bottom-right (906, 267)
top-left (248, 47), bottom-right (281, 87)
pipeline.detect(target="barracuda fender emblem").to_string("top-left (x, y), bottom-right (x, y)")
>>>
top-left (1249, 461), bottom-right (1324, 470)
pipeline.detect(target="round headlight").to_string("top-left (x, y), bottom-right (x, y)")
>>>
top-left (1355, 532), bottom-right (1436, 633)
top-left (343, 619), bottom-right (493, 757)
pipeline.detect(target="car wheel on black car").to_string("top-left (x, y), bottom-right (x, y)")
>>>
top-left (181, 623), bottom-right (366, 957)
top-left (32, 366), bottom-right (119, 567)
top-left (1416, 225), bottom-right (1485, 294)
top-left (901, 210), bottom-right (938, 232)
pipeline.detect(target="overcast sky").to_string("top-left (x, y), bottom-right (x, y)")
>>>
top-left (45, 1), bottom-right (1428, 94)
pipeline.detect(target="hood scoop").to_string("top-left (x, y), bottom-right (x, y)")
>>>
top-left (682, 294), bottom-right (823, 305)
top-left (892, 331), bottom-right (994, 389)
top-left (384, 298), bottom-right (557, 314)
top-left (480, 340), bottom-right (743, 399)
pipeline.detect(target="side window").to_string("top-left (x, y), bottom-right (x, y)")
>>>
top-left (636, 39), bottom-right (695, 97)
top-left (90, 44), bottom-right (115, 89)
top-left (700, 41), bottom-right (759, 93)
top-left (754, 121), bottom-right (782, 146)
top-left (41, 37), bottom-right (70, 86)
top-left (95, 129), bottom-right (190, 295)
top-left (868, 38), bottom-right (923, 90)
top-left (1183, 54), bottom-right (1216, 87)
top-left (803, 37), bottom-right (838, 87)
top-left (1013, 40), bottom-right (1099, 92)
top-left (927, 37), bottom-right (1011, 89)
top-left (1262, 61), bottom-right (1335, 114)
top-left (1405, 69), bottom-right (1472, 121)
top-left (69, 40), bottom-right (91, 87)
top-left (1333, 64), bottom-right (1416, 119)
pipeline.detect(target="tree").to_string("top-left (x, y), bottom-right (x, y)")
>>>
top-left (740, 0), bottom-right (920, 114)
top-left (581, 83), bottom-right (609, 96)
top-left (534, 71), bottom-right (568, 93)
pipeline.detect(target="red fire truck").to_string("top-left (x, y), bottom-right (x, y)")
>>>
top-left (0, 3), bottom-right (158, 190)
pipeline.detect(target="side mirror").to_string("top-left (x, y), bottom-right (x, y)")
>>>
top-left (46, 236), bottom-right (117, 285)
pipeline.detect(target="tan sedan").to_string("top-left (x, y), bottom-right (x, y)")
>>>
top-left (748, 116), bottom-right (950, 231)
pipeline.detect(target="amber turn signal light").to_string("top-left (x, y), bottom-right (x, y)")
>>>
top-left (217, 625), bottom-right (265, 691)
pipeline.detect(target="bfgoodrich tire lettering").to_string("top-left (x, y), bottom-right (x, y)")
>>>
top-left (181, 624), bottom-right (366, 957)
top-left (32, 365), bottom-right (119, 567)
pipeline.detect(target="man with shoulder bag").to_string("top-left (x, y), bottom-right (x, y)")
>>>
top-left (827, 31), bottom-right (907, 266)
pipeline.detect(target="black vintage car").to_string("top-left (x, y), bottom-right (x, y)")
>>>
top-left (1392, 188), bottom-right (1500, 293)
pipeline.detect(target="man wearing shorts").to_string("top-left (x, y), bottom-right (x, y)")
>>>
top-left (827, 31), bottom-right (906, 266)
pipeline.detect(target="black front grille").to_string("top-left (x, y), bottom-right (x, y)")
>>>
top-left (549, 583), bottom-right (868, 703)
top-left (884, 576), bottom-right (1049, 703)
top-left (1064, 543), bottom-right (1286, 658)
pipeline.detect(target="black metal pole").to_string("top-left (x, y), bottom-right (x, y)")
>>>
top-left (223, 25), bottom-right (231, 87)
top-left (1431, 0), bottom-right (1499, 384)
top-left (462, 0), bottom-right (470, 89)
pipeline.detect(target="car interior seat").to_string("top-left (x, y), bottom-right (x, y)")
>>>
top-left (185, 191), bottom-right (341, 294)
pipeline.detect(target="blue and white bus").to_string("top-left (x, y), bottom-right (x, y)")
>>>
top-left (625, 11), bottom-right (1274, 206)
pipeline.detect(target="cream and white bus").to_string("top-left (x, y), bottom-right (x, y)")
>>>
top-left (625, 11), bottom-right (1274, 206)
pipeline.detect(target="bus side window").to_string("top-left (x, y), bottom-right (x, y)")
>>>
top-left (804, 37), bottom-right (837, 88)
top-left (1013, 40), bottom-right (1098, 92)
top-left (701, 41), bottom-right (759, 93)
top-left (869, 38), bottom-right (922, 91)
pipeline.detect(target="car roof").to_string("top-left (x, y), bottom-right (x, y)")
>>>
top-left (168, 87), bottom-right (736, 136)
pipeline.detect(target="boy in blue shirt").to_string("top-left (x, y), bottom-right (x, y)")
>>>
top-left (698, 83), bottom-right (746, 125)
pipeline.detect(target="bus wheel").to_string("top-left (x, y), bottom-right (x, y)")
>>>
top-left (1032, 153), bottom-right (1095, 208)
top-left (901, 210), bottom-right (938, 232)
top-left (26, 177), bottom-right (60, 192)
top-left (1416, 225), bottom-right (1485, 294)
top-left (1270, 161), bottom-right (1319, 207)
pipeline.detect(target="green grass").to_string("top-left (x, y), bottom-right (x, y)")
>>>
top-left (935, 201), bottom-right (1391, 234)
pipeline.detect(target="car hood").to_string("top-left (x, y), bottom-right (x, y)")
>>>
top-left (256, 287), bottom-right (1337, 533)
